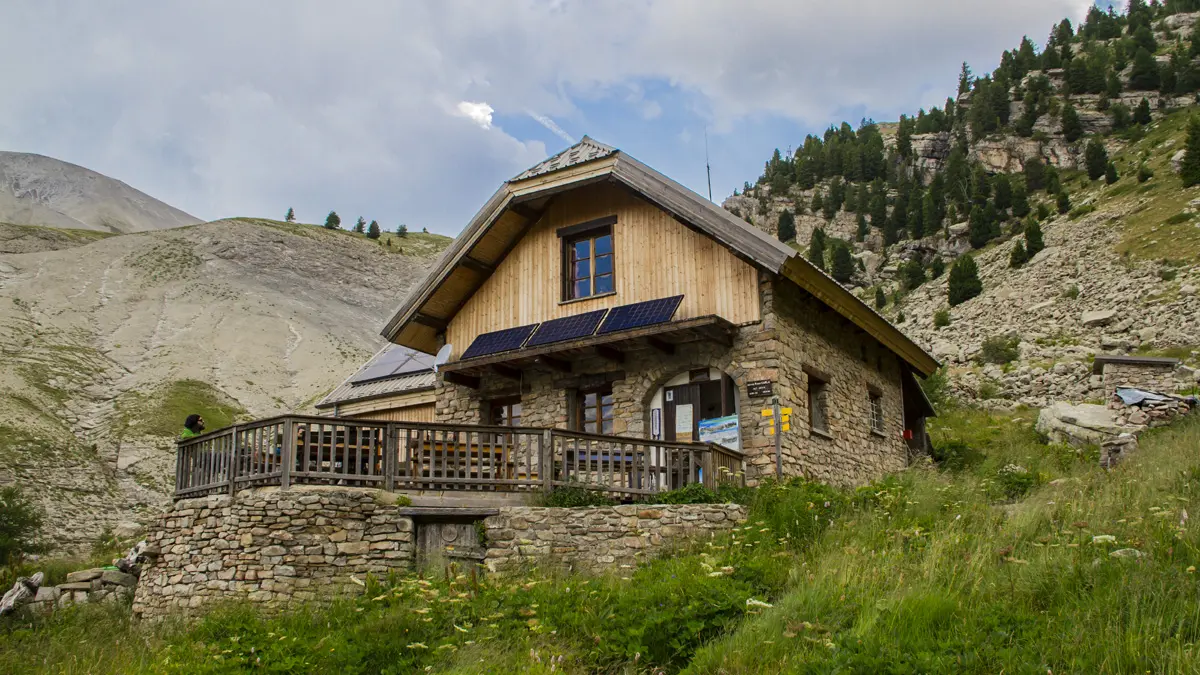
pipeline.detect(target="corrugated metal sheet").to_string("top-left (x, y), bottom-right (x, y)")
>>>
top-left (510, 136), bottom-right (615, 182)
top-left (317, 370), bottom-right (436, 408)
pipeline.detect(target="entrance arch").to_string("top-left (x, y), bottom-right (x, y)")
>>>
top-left (648, 368), bottom-right (741, 450)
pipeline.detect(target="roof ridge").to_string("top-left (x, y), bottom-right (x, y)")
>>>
top-left (510, 136), bottom-right (618, 182)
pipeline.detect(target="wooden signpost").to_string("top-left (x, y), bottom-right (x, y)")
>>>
top-left (762, 397), bottom-right (791, 479)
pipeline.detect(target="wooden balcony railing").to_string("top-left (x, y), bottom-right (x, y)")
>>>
top-left (174, 415), bottom-right (745, 500)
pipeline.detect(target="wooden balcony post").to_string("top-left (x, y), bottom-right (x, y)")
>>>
top-left (280, 418), bottom-right (294, 490)
top-left (384, 424), bottom-right (398, 493)
top-left (227, 425), bottom-right (240, 497)
top-left (541, 429), bottom-right (554, 494)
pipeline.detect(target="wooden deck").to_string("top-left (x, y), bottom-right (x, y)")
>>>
top-left (175, 415), bottom-right (745, 500)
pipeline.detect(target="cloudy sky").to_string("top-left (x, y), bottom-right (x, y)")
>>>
top-left (1, 1), bottom-right (1098, 236)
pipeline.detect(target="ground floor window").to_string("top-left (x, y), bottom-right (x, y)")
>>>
top-left (575, 385), bottom-right (614, 435)
top-left (808, 374), bottom-right (830, 436)
top-left (488, 397), bottom-right (522, 427)
top-left (869, 391), bottom-right (884, 435)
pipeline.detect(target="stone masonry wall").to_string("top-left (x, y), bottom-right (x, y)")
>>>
top-left (132, 488), bottom-right (415, 619)
top-left (1103, 363), bottom-right (1179, 397)
top-left (772, 278), bottom-right (910, 486)
top-left (483, 503), bottom-right (746, 574)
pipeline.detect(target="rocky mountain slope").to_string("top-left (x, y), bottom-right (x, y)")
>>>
top-left (0, 218), bottom-right (450, 550)
top-left (0, 151), bottom-right (202, 234)
top-left (726, 7), bottom-right (1200, 409)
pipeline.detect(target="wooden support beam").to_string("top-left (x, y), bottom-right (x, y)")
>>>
top-left (647, 338), bottom-right (675, 356)
top-left (510, 203), bottom-right (541, 221)
top-left (460, 256), bottom-right (494, 275)
top-left (413, 313), bottom-right (448, 331)
top-left (535, 356), bottom-right (571, 373)
top-left (443, 371), bottom-right (481, 389)
top-left (595, 345), bottom-right (625, 364)
top-left (491, 364), bottom-right (522, 380)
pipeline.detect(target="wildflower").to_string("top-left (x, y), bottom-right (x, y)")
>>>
top-left (407, 643), bottom-right (428, 649)
top-left (453, 624), bottom-right (470, 633)
top-left (746, 598), bottom-right (773, 608)
top-left (349, 575), bottom-right (365, 587)
top-left (1092, 535), bottom-right (1117, 545)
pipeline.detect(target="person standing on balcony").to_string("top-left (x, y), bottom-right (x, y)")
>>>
top-left (180, 414), bottom-right (205, 439)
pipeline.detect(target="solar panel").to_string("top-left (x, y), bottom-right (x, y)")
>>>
top-left (349, 346), bottom-right (436, 385)
top-left (461, 324), bottom-right (539, 360)
top-left (526, 310), bottom-right (608, 348)
top-left (598, 295), bottom-right (684, 335)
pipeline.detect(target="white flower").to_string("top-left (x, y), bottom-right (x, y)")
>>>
top-left (1092, 535), bottom-right (1117, 545)
top-left (746, 598), bottom-right (773, 608)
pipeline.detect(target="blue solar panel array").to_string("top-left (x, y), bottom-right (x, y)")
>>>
top-left (460, 324), bottom-right (539, 360)
top-left (350, 346), bottom-right (436, 385)
top-left (526, 310), bottom-right (609, 348)
top-left (598, 296), bottom-right (684, 334)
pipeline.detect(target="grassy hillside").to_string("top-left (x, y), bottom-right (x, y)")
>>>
top-left (4, 407), bottom-right (1199, 673)
top-left (236, 218), bottom-right (453, 258)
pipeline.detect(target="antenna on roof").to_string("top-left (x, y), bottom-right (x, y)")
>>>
top-left (704, 127), bottom-right (713, 202)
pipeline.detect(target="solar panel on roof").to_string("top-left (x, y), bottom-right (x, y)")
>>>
top-left (597, 296), bottom-right (684, 335)
top-left (461, 324), bottom-right (539, 360)
top-left (349, 346), bottom-right (435, 385)
top-left (526, 310), bottom-right (608, 348)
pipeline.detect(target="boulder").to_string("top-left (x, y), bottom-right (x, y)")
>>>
top-left (1081, 309), bottom-right (1117, 327)
top-left (1036, 402), bottom-right (1126, 447)
top-left (1173, 149), bottom-right (1187, 173)
top-left (65, 569), bottom-right (103, 584)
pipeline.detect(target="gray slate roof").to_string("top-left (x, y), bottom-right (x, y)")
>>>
top-left (511, 136), bottom-right (616, 181)
top-left (317, 346), bottom-right (436, 409)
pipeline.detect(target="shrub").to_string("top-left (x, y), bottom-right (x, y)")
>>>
top-left (896, 311), bottom-right (906, 324)
top-left (651, 482), bottom-right (753, 506)
top-left (979, 335), bottom-right (1020, 365)
top-left (977, 380), bottom-right (1001, 400)
top-left (874, 287), bottom-right (886, 309)
top-left (1137, 162), bottom-right (1154, 183)
top-left (933, 309), bottom-right (951, 328)
top-left (901, 259), bottom-right (926, 291)
top-left (1069, 204), bottom-right (1096, 220)
top-left (1062, 283), bottom-right (1080, 299)
top-left (1009, 240), bottom-right (1028, 268)
top-left (1036, 203), bottom-right (1051, 220)
top-left (929, 256), bottom-right (945, 278)
top-left (1024, 220), bottom-right (1045, 258)
top-left (947, 256), bottom-right (983, 307)
top-left (537, 483), bottom-right (617, 508)
top-left (930, 439), bottom-right (984, 471)
top-left (919, 367), bottom-right (951, 409)
top-left (1105, 162), bottom-right (1119, 185)
top-left (0, 486), bottom-right (46, 566)
top-left (1056, 191), bottom-right (1071, 214)
top-left (994, 463), bottom-right (1037, 499)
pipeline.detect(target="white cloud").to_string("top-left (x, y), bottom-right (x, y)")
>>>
top-left (0, 1), bottom-right (1093, 233)
top-left (456, 101), bottom-right (494, 129)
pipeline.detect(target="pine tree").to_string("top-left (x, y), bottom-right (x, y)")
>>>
top-left (922, 192), bottom-right (938, 238)
top-left (958, 62), bottom-right (973, 95)
top-left (397, 223), bottom-right (408, 236)
top-left (968, 205), bottom-right (993, 249)
top-left (897, 116), bottom-right (914, 158)
top-left (1057, 191), bottom-right (1071, 214)
top-left (1085, 138), bottom-right (1109, 181)
top-left (875, 287), bottom-right (887, 309)
top-left (1009, 240), bottom-right (1028, 268)
top-left (1105, 162), bottom-right (1120, 185)
top-left (1024, 156), bottom-right (1046, 191)
top-left (285, 207), bottom-right (295, 223)
top-left (855, 213), bottom-right (869, 242)
top-left (353, 216), bottom-right (366, 234)
top-left (948, 256), bottom-right (983, 307)
top-left (822, 190), bottom-right (838, 220)
top-left (367, 220), bottom-right (381, 240)
top-left (808, 228), bottom-right (827, 270)
top-left (869, 190), bottom-right (888, 230)
top-left (930, 257), bottom-right (945, 279)
top-left (1045, 164), bottom-right (1062, 195)
top-left (1061, 103), bottom-right (1083, 142)
top-left (1024, 220), bottom-right (1045, 257)
top-left (810, 190), bottom-right (824, 214)
top-left (777, 210), bottom-right (797, 243)
top-left (1012, 181), bottom-right (1030, 218)
top-left (1129, 48), bottom-right (1162, 91)
top-left (830, 243), bottom-right (855, 283)
top-left (1181, 116), bottom-right (1200, 188)
top-left (901, 259), bottom-right (926, 291)
top-left (324, 211), bottom-right (341, 230)
top-left (1132, 24), bottom-right (1157, 54)
top-left (1134, 97), bottom-right (1153, 125)
top-left (1138, 162), bottom-right (1155, 183)
top-left (993, 175), bottom-right (1012, 212)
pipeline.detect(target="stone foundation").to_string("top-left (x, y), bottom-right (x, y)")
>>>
top-left (132, 488), bottom-right (416, 619)
top-left (483, 503), bottom-right (746, 574)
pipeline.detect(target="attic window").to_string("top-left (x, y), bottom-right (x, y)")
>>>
top-left (560, 216), bottom-right (616, 301)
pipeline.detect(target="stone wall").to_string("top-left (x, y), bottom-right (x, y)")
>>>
top-left (1102, 363), bottom-right (1180, 397)
top-left (483, 503), bottom-right (746, 574)
top-left (132, 488), bottom-right (416, 619)
top-left (435, 276), bottom-right (912, 488)
top-left (771, 278), bottom-right (910, 486)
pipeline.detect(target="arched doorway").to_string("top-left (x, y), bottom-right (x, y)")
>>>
top-left (649, 368), bottom-right (740, 450)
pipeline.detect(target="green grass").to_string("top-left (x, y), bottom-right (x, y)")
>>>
top-left (114, 379), bottom-right (247, 438)
top-left (236, 218), bottom-right (452, 258)
top-left (5, 408), bottom-right (1200, 673)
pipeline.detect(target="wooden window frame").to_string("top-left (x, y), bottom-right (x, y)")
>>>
top-left (559, 216), bottom-right (616, 302)
top-left (573, 383), bottom-right (614, 435)
top-left (868, 389), bottom-right (884, 437)
top-left (487, 396), bottom-right (523, 427)
top-left (806, 369), bottom-right (831, 439)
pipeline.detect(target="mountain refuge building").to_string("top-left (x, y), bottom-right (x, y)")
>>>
top-left (373, 137), bottom-right (938, 486)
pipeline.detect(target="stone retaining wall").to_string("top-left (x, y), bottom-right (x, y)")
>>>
top-left (483, 503), bottom-right (746, 574)
top-left (132, 488), bottom-right (416, 619)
